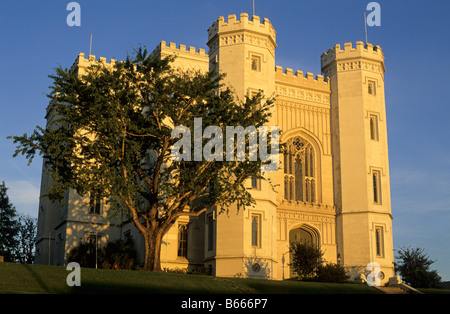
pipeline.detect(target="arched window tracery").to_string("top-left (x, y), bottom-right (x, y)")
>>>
top-left (283, 137), bottom-right (316, 203)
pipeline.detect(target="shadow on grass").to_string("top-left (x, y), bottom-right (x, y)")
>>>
top-left (20, 264), bottom-right (51, 293)
top-left (66, 270), bottom-right (381, 295)
top-left (68, 273), bottom-right (252, 294)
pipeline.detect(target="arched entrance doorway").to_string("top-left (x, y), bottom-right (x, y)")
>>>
top-left (289, 225), bottom-right (319, 247)
top-left (287, 225), bottom-right (320, 278)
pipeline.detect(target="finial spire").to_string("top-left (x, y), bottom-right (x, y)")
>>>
top-left (253, 0), bottom-right (255, 16)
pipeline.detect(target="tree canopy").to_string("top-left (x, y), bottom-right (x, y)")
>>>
top-left (0, 181), bottom-right (19, 261)
top-left (9, 47), bottom-right (278, 270)
top-left (395, 246), bottom-right (441, 288)
top-left (0, 181), bottom-right (36, 263)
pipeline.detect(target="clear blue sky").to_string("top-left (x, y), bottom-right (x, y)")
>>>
top-left (1, 0), bottom-right (449, 281)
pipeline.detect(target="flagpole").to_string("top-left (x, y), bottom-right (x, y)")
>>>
top-left (89, 33), bottom-right (93, 55)
top-left (364, 11), bottom-right (368, 45)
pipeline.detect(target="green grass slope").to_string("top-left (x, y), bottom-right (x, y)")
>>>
top-left (0, 262), bottom-right (384, 294)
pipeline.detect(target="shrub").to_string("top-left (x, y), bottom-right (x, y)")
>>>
top-left (67, 241), bottom-right (97, 268)
top-left (163, 267), bottom-right (187, 274)
top-left (190, 265), bottom-right (212, 276)
top-left (99, 238), bottom-right (137, 270)
top-left (67, 237), bottom-right (137, 270)
top-left (289, 241), bottom-right (324, 279)
top-left (315, 263), bottom-right (349, 283)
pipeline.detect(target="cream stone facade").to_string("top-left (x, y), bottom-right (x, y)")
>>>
top-left (35, 13), bottom-right (395, 283)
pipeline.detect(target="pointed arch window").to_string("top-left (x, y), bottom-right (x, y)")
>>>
top-left (283, 137), bottom-right (316, 203)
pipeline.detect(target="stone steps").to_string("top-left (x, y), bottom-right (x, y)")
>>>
top-left (378, 286), bottom-right (410, 294)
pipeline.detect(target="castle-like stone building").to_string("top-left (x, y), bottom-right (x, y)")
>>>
top-left (35, 13), bottom-right (394, 283)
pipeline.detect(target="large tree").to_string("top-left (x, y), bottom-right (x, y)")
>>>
top-left (395, 246), bottom-right (441, 288)
top-left (0, 181), bottom-right (19, 262)
top-left (15, 214), bottom-right (37, 264)
top-left (9, 48), bottom-right (278, 271)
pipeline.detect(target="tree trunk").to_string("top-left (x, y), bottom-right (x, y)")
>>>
top-left (142, 228), bottom-right (163, 271)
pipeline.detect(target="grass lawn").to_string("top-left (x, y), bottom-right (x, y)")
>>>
top-left (0, 262), bottom-right (386, 294)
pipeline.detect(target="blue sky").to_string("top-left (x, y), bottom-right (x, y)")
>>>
top-left (1, 0), bottom-right (449, 281)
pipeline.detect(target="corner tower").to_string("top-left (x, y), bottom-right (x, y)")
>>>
top-left (321, 42), bottom-right (394, 283)
top-left (204, 14), bottom-right (278, 278)
top-left (207, 13), bottom-right (277, 110)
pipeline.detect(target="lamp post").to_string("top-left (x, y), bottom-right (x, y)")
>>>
top-left (163, 233), bottom-right (170, 272)
top-left (281, 250), bottom-right (290, 280)
top-left (95, 231), bottom-right (98, 269)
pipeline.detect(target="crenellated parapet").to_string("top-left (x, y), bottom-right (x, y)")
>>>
top-left (71, 52), bottom-right (118, 68)
top-left (275, 65), bottom-right (329, 93)
top-left (152, 40), bottom-right (208, 59)
top-left (207, 13), bottom-right (277, 55)
top-left (321, 41), bottom-right (384, 66)
top-left (321, 41), bottom-right (385, 78)
top-left (70, 52), bottom-right (118, 75)
top-left (151, 41), bottom-right (209, 72)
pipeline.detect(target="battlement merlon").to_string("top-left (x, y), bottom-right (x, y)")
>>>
top-left (151, 41), bottom-right (208, 60)
top-left (207, 13), bottom-right (277, 48)
top-left (275, 65), bottom-right (330, 93)
top-left (70, 52), bottom-right (118, 75)
top-left (320, 41), bottom-right (385, 73)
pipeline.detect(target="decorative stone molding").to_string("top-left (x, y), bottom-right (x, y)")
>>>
top-left (276, 98), bottom-right (330, 113)
top-left (277, 209), bottom-right (335, 224)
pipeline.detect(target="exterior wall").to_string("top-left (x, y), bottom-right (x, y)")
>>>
top-left (244, 198), bottom-right (278, 279)
top-left (35, 103), bottom-right (67, 265)
top-left (273, 62), bottom-right (336, 279)
top-left (274, 66), bottom-right (333, 205)
top-left (214, 204), bottom-right (244, 277)
top-left (35, 160), bottom-right (60, 265)
top-left (321, 41), bottom-right (394, 283)
top-left (206, 13), bottom-right (279, 279)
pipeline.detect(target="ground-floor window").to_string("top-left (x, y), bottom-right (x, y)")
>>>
top-left (251, 214), bottom-right (261, 248)
top-left (375, 226), bottom-right (384, 257)
top-left (177, 224), bottom-right (188, 258)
